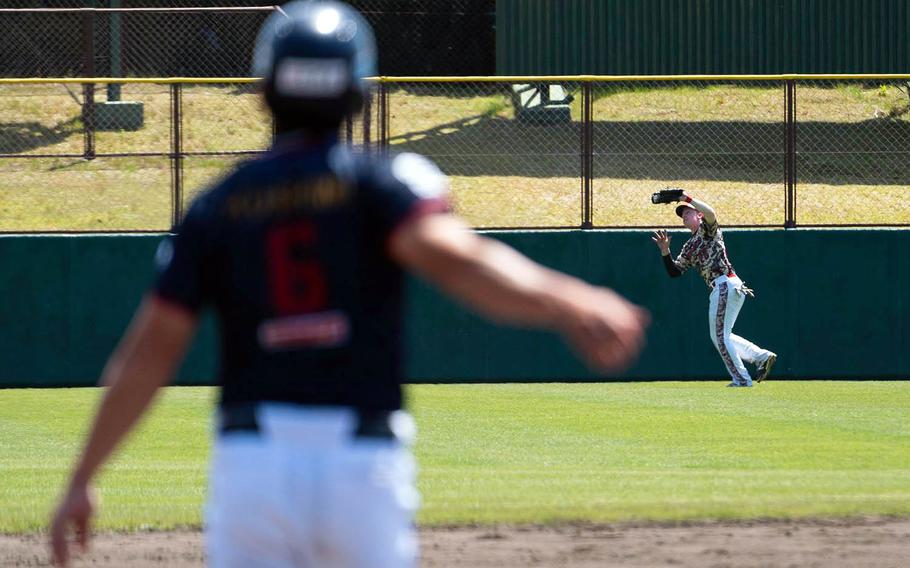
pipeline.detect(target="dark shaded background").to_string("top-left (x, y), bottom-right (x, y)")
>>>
top-left (0, 0), bottom-right (495, 77)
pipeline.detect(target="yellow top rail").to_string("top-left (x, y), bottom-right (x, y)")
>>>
top-left (0, 74), bottom-right (909, 85)
top-left (0, 77), bottom-right (260, 85)
top-left (374, 74), bottom-right (910, 83)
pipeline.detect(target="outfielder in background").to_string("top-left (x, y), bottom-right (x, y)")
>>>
top-left (651, 188), bottom-right (776, 387)
top-left (50, 2), bottom-right (649, 567)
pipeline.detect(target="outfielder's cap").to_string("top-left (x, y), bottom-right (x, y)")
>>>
top-left (675, 203), bottom-right (698, 217)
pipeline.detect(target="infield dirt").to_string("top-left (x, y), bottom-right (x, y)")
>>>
top-left (2, 517), bottom-right (908, 567)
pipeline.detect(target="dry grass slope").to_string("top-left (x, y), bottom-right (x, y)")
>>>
top-left (0, 82), bottom-right (907, 231)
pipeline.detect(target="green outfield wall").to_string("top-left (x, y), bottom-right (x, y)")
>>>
top-left (0, 230), bottom-right (906, 387)
top-left (497, 0), bottom-right (910, 75)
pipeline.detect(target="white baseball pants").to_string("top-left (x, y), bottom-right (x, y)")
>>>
top-left (708, 275), bottom-right (772, 386)
top-left (205, 404), bottom-right (419, 568)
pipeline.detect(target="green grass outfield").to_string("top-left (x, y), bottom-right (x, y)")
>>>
top-left (1, 382), bottom-right (909, 533)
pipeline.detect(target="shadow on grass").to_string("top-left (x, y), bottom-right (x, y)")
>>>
top-left (390, 115), bottom-right (910, 185)
top-left (0, 117), bottom-right (81, 154)
top-left (387, 83), bottom-right (514, 99)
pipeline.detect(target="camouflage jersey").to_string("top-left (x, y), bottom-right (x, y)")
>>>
top-left (672, 217), bottom-right (735, 289)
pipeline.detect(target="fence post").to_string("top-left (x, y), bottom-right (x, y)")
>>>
top-left (784, 80), bottom-right (797, 228)
top-left (378, 82), bottom-right (390, 153)
top-left (581, 82), bottom-right (593, 229)
top-left (170, 83), bottom-right (184, 229)
top-left (363, 93), bottom-right (372, 150)
top-left (345, 114), bottom-right (354, 147)
top-left (82, 12), bottom-right (95, 160)
top-left (82, 83), bottom-right (96, 160)
top-left (108, 0), bottom-right (122, 101)
top-left (790, 81), bottom-right (797, 227)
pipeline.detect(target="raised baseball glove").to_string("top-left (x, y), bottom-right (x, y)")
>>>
top-left (650, 188), bottom-right (684, 204)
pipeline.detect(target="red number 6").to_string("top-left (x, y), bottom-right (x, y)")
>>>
top-left (266, 222), bottom-right (327, 314)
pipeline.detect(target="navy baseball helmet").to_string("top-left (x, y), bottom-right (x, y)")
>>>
top-left (252, 1), bottom-right (377, 132)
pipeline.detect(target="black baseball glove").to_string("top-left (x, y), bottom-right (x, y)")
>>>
top-left (650, 188), bottom-right (684, 204)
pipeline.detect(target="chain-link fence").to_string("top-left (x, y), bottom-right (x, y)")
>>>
top-left (0, 1), bottom-right (494, 78)
top-left (387, 81), bottom-right (585, 229)
top-left (795, 79), bottom-right (910, 226)
top-left (0, 78), bottom-right (379, 231)
top-left (0, 76), bottom-right (908, 232)
top-left (591, 80), bottom-right (788, 228)
top-left (383, 78), bottom-right (910, 229)
top-left (0, 5), bottom-right (275, 78)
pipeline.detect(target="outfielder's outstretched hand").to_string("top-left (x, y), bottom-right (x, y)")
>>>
top-left (651, 230), bottom-right (671, 255)
top-left (50, 482), bottom-right (97, 567)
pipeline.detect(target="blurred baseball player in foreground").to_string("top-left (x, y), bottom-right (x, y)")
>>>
top-left (650, 188), bottom-right (776, 387)
top-left (50, 2), bottom-right (649, 566)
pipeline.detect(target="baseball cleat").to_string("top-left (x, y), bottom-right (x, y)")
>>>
top-left (755, 353), bottom-right (777, 382)
top-left (726, 381), bottom-right (752, 387)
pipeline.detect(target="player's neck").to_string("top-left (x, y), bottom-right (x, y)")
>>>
top-left (272, 131), bottom-right (338, 153)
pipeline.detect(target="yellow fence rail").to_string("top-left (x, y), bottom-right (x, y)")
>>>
top-left (1, 73), bottom-right (909, 84)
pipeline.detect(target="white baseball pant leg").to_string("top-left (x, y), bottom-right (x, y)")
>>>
top-left (708, 275), bottom-right (754, 385)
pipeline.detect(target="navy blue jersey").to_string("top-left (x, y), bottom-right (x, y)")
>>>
top-left (154, 136), bottom-right (448, 411)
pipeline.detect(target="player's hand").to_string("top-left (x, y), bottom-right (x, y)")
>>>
top-left (559, 286), bottom-right (650, 374)
top-left (50, 481), bottom-right (98, 567)
top-left (651, 230), bottom-right (671, 255)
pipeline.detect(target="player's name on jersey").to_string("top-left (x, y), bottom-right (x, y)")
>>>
top-left (227, 176), bottom-right (351, 219)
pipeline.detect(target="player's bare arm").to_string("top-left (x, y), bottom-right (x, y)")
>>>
top-left (678, 191), bottom-right (717, 224)
top-left (50, 297), bottom-right (197, 567)
top-left (390, 213), bottom-right (649, 373)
